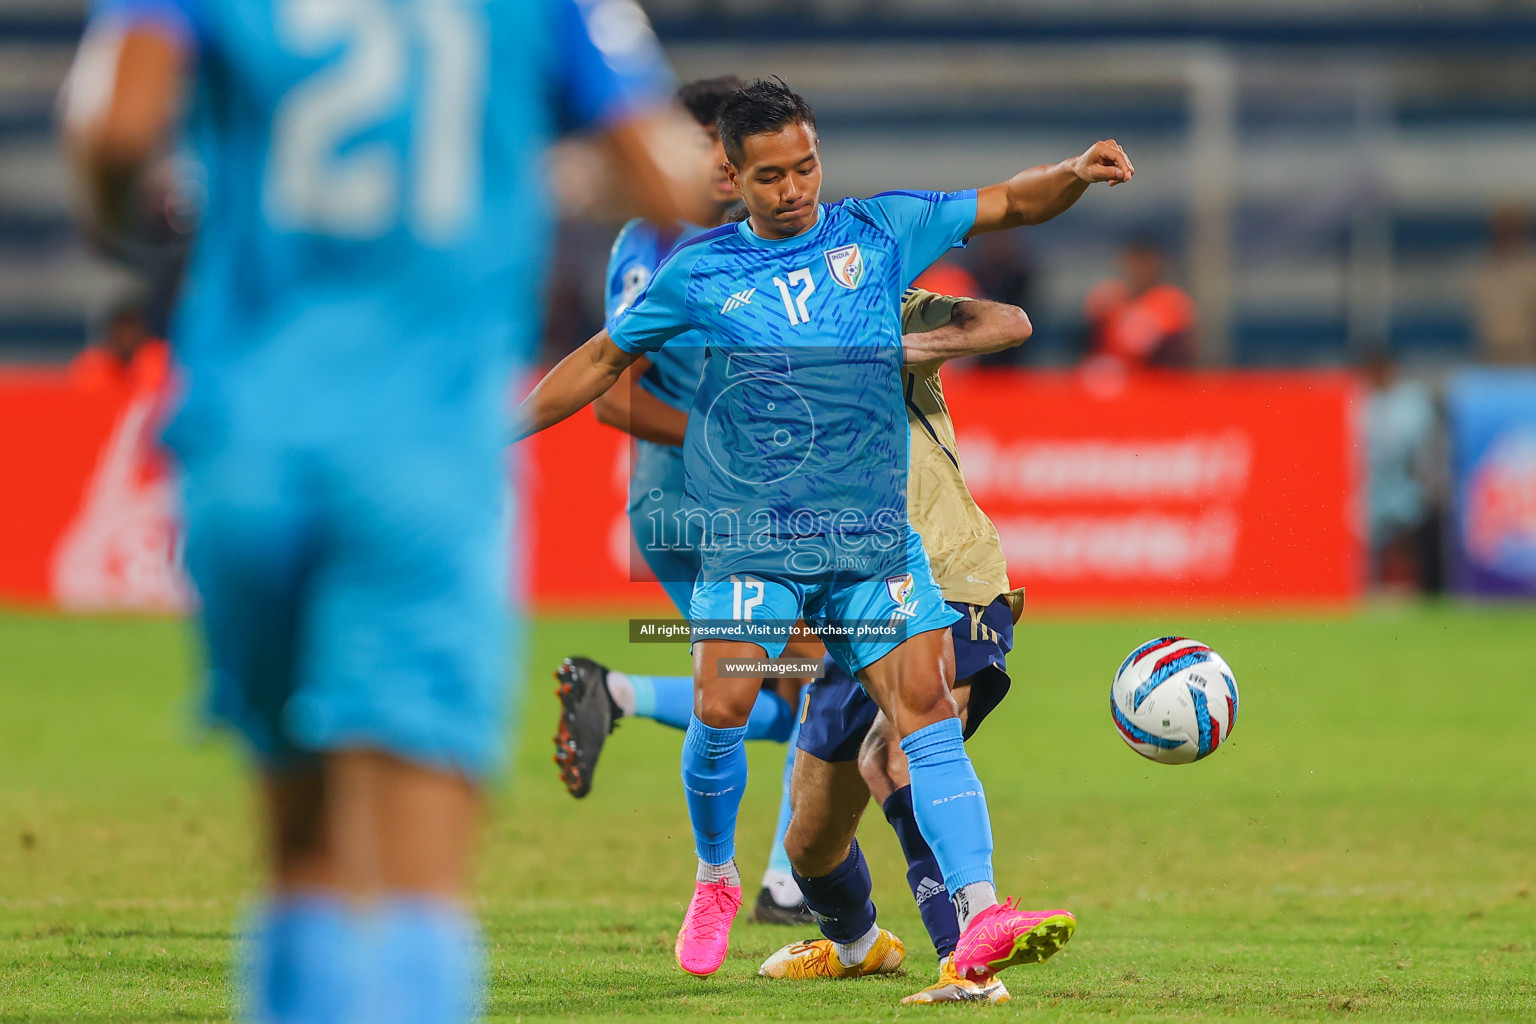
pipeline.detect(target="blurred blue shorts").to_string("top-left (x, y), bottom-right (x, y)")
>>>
top-left (178, 442), bottom-right (512, 779)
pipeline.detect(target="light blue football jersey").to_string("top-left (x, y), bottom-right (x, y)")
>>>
top-left (608, 190), bottom-right (977, 580)
top-left (92, 0), bottom-right (672, 459)
top-left (605, 218), bottom-right (708, 412)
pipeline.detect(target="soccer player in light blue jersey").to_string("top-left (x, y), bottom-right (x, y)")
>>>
top-left (63, 1), bottom-right (706, 1020)
top-left (552, 74), bottom-right (820, 927)
top-left (513, 78), bottom-right (1134, 981)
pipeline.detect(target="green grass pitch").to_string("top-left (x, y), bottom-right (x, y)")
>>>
top-left (2, 605), bottom-right (1533, 1022)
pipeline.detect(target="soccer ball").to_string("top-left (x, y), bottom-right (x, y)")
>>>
top-left (1111, 637), bottom-right (1238, 765)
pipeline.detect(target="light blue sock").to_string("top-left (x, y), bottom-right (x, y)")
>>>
top-left (242, 895), bottom-right (366, 1024)
top-left (369, 897), bottom-right (481, 1024)
top-left (900, 717), bottom-right (996, 893)
top-left (633, 676), bottom-right (792, 742)
top-left (681, 715), bottom-right (749, 865)
top-left (765, 700), bottom-right (802, 877)
top-left (629, 675), bottom-right (693, 730)
top-left (746, 690), bottom-right (794, 742)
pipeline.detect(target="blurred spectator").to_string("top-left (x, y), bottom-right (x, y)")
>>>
top-left (1083, 238), bottom-right (1197, 369)
top-left (1468, 205), bottom-right (1536, 365)
top-left (68, 301), bottom-right (170, 397)
top-left (967, 233), bottom-right (1036, 367)
top-left (1361, 347), bottom-right (1441, 593)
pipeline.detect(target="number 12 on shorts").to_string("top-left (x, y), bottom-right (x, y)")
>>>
top-left (731, 575), bottom-right (765, 620)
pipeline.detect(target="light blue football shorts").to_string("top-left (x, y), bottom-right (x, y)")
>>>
top-left (688, 525), bottom-right (961, 675)
top-left (178, 441), bottom-right (512, 779)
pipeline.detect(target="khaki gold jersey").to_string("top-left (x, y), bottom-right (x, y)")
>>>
top-left (900, 288), bottom-right (1024, 616)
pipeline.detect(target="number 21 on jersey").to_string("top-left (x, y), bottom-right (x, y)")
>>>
top-left (267, 0), bottom-right (487, 244)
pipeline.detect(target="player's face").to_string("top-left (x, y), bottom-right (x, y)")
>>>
top-left (727, 122), bottom-right (822, 239)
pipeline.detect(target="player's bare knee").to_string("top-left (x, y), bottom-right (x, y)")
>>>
top-left (898, 679), bottom-right (960, 735)
top-left (694, 687), bottom-right (756, 728)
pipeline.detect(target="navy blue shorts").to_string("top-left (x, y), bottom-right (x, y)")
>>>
top-left (796, 595), bottom-right (1015, 763)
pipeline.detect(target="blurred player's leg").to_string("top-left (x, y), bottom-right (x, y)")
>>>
top-left (249, 753), bottom-right (482, 1024)
top-left (184, 441), bottom-right (510, 1023)
top-left (248, 772), bottom-right (363, 1023)
top-left (329, 751), bottom-right (481, 1024)
top-left (181, 454), bottom-right (370, 1022)
top-left (758, 751), bottom-right (904, 979)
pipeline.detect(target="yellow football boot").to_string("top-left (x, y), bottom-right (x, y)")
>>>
top-left (758, 928), bottom-right (905, 979)
top-left (900, 953), bottom-right (1010, 1004)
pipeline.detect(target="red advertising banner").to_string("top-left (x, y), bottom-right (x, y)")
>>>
top-left (939, 370), bottom-right (1363, 606)
top-left (523, 407), bottom-right (671, 612)
top-left (0, 357), bottom-right (186, 612)
top-left (0, 367), bottom-right (1362, 613)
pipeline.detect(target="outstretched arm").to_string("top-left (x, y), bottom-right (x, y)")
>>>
top-left (593, 355), bottom-right (689, 447)
top-left (512, 331), bottom-right (638, 441)
top-left (602, 113), bottom-right (717, 227)
top-left (969, 140), bottom-right (1134, 235)
top-left (62, 22), bottom-right (188, 243)
top-left (902, 299), bottom-right (1032, 365)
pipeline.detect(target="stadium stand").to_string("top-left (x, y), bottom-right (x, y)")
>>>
top-left (3, 0), bottom-right (1535, 365)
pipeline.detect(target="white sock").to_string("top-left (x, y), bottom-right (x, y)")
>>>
top-left (833, 923), bottom-right (881, 967)
top-left (761, 868), bottom-right (802, 907)
top-left (606, 670), bottom-right (637, 717)
top-left (953, 882), bottom-right (998, 931)
top-left (696, 858), bottom-right (741, 886)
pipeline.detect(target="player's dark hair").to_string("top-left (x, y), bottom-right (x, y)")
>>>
top-left (677, 75), bottom-right (746, 128)
top-left (717, 77), bottom-right (817, 167)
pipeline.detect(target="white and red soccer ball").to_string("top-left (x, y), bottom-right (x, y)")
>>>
top-left (1111, 637), bottom-right (1238, 765)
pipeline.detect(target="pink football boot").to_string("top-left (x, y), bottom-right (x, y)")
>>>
top-left (952, 899), bottom-right (1076, 978)
top-left (674, 880), bottom-right (744, 976)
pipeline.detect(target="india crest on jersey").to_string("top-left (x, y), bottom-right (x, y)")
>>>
top-left (823, 243), bottom-right (865, 290)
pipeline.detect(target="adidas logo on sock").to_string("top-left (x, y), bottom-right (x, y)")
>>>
top-left (914, 876), bottom-right (947, 906)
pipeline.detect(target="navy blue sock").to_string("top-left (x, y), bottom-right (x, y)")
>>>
top-left (792, 839), bottom-right (877, 944)
top-left (883, 785), bottom-right (960, 959)
top-left (681, 715), bottom-right (748, 865)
